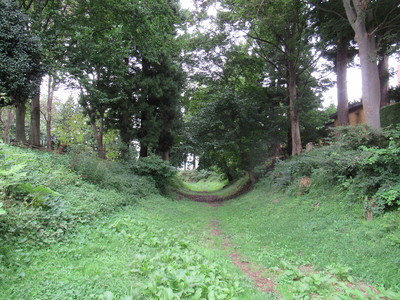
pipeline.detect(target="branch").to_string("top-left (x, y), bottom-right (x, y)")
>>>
top-left (342, 0), bottom-right (357, 30)
top-left (247, 33), bottom-right (286, 55)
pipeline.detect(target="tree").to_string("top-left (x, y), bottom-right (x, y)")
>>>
top-left (222, 0), bottom-right (318, 155)
top-left (0, 0), bottom-right (42, 143)
top-left (0, 105), bottom-right (15, 144)
top-left (311, 0), bottom-right (356, 126)
top-left (16, 0), bottom-right (63, 146)
top-left (342, 0), bottom-right (400, 128)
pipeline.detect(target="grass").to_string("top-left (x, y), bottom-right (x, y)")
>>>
top-left (2, 144), bottom-right (400, 299)
top-left (181, 179), bottom-right (228, 192)
top-left (178, 175), bottom-right (250, 197)
top-left (214, 181), bottom-right (400, 296)
top-left (0, 196), bottom-right (267, 300)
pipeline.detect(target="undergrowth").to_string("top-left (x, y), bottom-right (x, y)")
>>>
top-left (0, 204), bottom-right (249, 299)
top-left (0, 144), bottom-right (156, 245)
top-left (270, 125), bottom-right (400, 216)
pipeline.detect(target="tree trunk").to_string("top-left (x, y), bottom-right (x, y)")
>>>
top-left (357, 33), bottom-right (381, 128)
top-left (288, 62), bottom-right (302, 155)
top-left (15, 102), bottom-right (27, 143)
top-left (336, 39), bottom-right (350, 126)
top-left (46, 75), bottom-right (55, 149)
top-left (91, 114), bottom-right (106, 159)
top-left (119, 112), bottom-right (131, 159)
top-left (29, 86), bottom-right (41, 147)
top-left (140, 144), bottom-right (148, 158)
top-left (161, 150), bottom-right (169, 161)
top-left (378, 53), bottom-right (389, 107)
top-left (3, 108), bottom-right (15, 144)
top-left (343, 0), bottom-right (381, 129)
top-left (247, 170), bottom-right (257, 184)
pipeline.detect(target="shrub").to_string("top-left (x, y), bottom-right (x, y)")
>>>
top-left (179, 169), bottom-right (225, 183)
top-left (65, 148), bottom-right (157, 196)
top-left (131, 155), bottom-right (177, 193)
top-left (268, 125), bottom-right (400, 214)
top-left (381, 102), bottom-right (400, 128)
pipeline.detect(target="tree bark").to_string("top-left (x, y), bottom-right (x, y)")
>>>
top-left (378, 53), bottom-right (389, 107)
top-left (15, 102), bottom-right (27, 143)
top-left (343, 0), bottom-right (381, 129)
top-left (119, 112), bottom-right (131, 159)
top-left (336, 39), bottom-right (350, 126)
top-left (161, 150), bottom-right (170, 161)
top-left (288, 61), bottom-right (302, 155)
top-left (3, 108), bottom-right (15, 144)
top-left (91, 118), bottom-right (106, 159)
top-left (46, 75), bottom-right (55, 149)
top-left (247, 170), bottom-right (257, 184)
top-left (29, 86), bottom-right (41, 146)
top-left (139, 144), bottom-right (148, 158)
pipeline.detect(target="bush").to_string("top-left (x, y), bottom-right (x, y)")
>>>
top-left (0, 145), bottom-right (156, 245)
top-left (268, 125), bottom-right (400, 214)
top-left (66, 148), bottom-right (157, 196)
top-left (381, 103), bottom-right (400, 128)
top-left (131, 155), bottom-right (177, 193)
top-left (179, 169), bottom-right (225, 183)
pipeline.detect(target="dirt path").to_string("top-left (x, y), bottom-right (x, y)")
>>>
top-left (208, 220), bottom-right (278, 296)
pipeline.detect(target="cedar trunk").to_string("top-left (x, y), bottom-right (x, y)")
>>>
top-left (378, 53), bottom-right (389, 107)
top-left (91, 115), bottom-right (106, 159)
top-left (3, 108), bottom-right (15, 144)
top-left (357, 33), bottom-right (381, 128)
top-left (29, 88), bottom-right (41, 147)
top-left (343, 0), bottom-right (381, 128)
top-left (46, 75), bottom-right (55, 149)
top-left (288, 62), bottom-right (302, 155)
top-left (15, 102), bottom-right (27, 143)
top-left (119, 112), bottom-right (131, 159)
top-left (336, 39), bottom-right (350, 126)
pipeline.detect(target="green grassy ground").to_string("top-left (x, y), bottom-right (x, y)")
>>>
top-left (3, 190), bottom-right (399, 299)
top-left (1, 145), bottom-right (399, 299)
top-left (181, 179), bottom-right (228, 192)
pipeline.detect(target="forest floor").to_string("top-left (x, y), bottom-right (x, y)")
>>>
top-left (2, 166), bottom-right (400, 299)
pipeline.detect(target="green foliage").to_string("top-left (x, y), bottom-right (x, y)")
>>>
top-left (66, 146), bottom-right (157, 196)
top-left (381, 102), bottom-right (400, 128)
top-left (179, 169), bottom-right (225, 183)
top-left (131, 155), bottom-right (177, 193)
top-left (53, 98), bottom-right (91, 145)
top-left (0, 0), bottom-right (42, 103)
top-left (0, 203), bottom-right (248, 299)
top-left (270, 125), bottom-right (400, 214)
top-left (0, 144), bottom-right (155, 245)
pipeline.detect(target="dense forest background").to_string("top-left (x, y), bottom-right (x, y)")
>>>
top-left (1, 0), bottom-right (399, 181)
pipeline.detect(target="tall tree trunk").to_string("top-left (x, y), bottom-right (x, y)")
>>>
top-left (46, 75), bottom-right (55, 149)
top-left (3, 108), bottom-right (15, 144)
top-left (119, 112), bottom-right (131, 159)
top-left (288, 62), bottom-right (302, 155)
top-left (336, 39), bottom-right (350, 126)
top-left (343, 0), bottom-right (381, 129)
top-left (91, 115), bottom-right (106, 159)
top-left (247, 170), bottom-right (257, 184)
top-left (378, 53), bottom-right (389, 107)
top-left (161, 150), bottom-right (169, 161)
top-left (140, 144), bottom-right (148, 158)
top-left (15, 102), bottom-right (27, 143)
top-left (357, 33), bottom-right (381, 128)
top-left (29, 86), bottom-right (41, 147)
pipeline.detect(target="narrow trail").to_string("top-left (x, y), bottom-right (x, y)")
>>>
top-left (208, 219), bottom-right (278, 296)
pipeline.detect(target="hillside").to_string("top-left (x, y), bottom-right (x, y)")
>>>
top-left (1, 138), bottom-right (400, 299)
